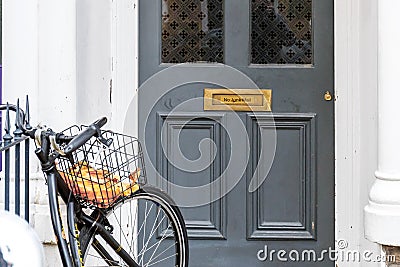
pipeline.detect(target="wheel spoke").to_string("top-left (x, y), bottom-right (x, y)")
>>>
top-left (145, 223), bottom-right (173, 266)
top-left (137, 212), bottom-right (166, 258)
top-left (139, 201), bottom-right (150, 266)
top-left (111, 211), bottom-right (132, 251)
top-left (133, 201), bottom-right (154, 251)
top-left (137, 218), bottom-right (169, 258)
top-left (140, 206), bottom-right (162, 253)
top-left (86, 251), bottom-right (120, 266)
top-left (129, 200), bottom-right (139, 258)
top-left (141, 241), bottom-right (176, 265)
top-left (146, 253), bottom-right (178, 267)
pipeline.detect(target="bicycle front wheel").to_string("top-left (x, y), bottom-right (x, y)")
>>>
top-left (79, 186), bottom-right (188, 267)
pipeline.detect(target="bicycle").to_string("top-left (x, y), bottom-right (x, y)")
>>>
top-left (8, 102), bottom-right (189, 267)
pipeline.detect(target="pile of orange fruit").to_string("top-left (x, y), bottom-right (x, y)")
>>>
top-left (58, 161), bottom-right (140, 207)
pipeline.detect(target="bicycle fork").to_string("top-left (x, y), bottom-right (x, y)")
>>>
top-left (67, 199), bottom-right (84, 267)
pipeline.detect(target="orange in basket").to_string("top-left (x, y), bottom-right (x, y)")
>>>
top-left (58, 161), bottom-right (140, 207)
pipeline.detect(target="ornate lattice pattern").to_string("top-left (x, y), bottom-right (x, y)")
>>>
top-left (161, 0), bottom-right (224, 63)
top-left (251, 0), bottom-right (312, 64)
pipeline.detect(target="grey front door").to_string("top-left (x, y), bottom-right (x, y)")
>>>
top-left (139, 0), bottom-right (334, 266)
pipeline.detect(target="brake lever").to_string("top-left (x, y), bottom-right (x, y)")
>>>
top-left (99, 136), bottom-right (113, 147)
top-left (95, 127), bottom-right (113, 147)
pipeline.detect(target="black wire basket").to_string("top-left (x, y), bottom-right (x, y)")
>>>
top-left (56, 125), bottom-right (146, 209)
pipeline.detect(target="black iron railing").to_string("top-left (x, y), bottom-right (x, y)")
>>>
top-left (0, 97), bottom-right (31, 221)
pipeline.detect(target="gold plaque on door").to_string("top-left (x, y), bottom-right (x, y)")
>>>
top-left (204, 89), bottom-right (272, 111)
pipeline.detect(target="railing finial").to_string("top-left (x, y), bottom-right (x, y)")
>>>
top-left (3, 102), bottom-right (13, 144)
top-left (14, 99), bottom-right (23, 139)
top-left (25, 95), bottom-right (31, 130)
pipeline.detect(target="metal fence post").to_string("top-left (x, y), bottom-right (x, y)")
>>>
top-left (3, 103), bottom-right (12, 211)
top-left (13, 99), bottom-right (23, 215)
top-left (24, 96), bottom-right (31, 221)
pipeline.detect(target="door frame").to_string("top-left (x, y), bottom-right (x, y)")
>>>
top-left (111, 0), bottom-right (380, 265)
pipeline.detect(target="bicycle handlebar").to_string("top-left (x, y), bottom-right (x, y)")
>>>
top-left (63, 117), bottom-right (108, 154)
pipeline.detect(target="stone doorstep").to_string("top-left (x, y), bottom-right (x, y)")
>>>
top-left (383, 246), bottom-right (400, 266)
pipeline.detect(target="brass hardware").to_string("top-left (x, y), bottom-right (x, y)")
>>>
top-left (324, 91), bottom-right (332, 101)
top-left (204, 89), bottom-right (272, 111)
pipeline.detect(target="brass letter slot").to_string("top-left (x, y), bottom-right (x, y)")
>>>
top-left (204, 89), bottom-right (272, 111)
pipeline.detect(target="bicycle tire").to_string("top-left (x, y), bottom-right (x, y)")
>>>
top-left (79, 185), bottom-right (189, 267)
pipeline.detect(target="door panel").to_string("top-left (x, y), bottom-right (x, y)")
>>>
top-left (247, 114), bottom-right (316, 240)
top-left (139, 0), bottom-right (334, 266)
top-left (157, 114), bottom-right (227, 239)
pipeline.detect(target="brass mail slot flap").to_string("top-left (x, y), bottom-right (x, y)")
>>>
top-left (204, 89), bottom-right (272, 111)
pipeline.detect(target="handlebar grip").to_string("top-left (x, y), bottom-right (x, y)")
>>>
top-left (93, 117), bottom-right (107, 129)
top-left (63, 117), bottom-right (108, 154)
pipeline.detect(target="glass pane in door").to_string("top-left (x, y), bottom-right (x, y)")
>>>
top-left (161, 0), bottom-right (224, 63)
top-left (251, 0), bottom-right (312, 64)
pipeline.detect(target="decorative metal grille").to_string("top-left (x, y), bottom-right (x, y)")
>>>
top-left (161, 0), bottom-right (224, 63)
top-left (251, 0), bottom-right (312, 64)
top-left (1, 98), bottom-right (31, 222)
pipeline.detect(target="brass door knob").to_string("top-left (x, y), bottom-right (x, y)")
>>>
top-left (324, 91), bottom-right (332, 101)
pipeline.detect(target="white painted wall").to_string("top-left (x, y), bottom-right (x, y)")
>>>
top-left (358, 0), bottom-right (380, 257)
top-left (77, 0), bottom-right (113, 125)
top-left (76, 0), bottom-right (138, 130)
top-left (110, 0), bottom-right (138, 132)
top-left (335, 0), bottom-right (381, 265)
top-left (2, 0), bottom-right (39, 121)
